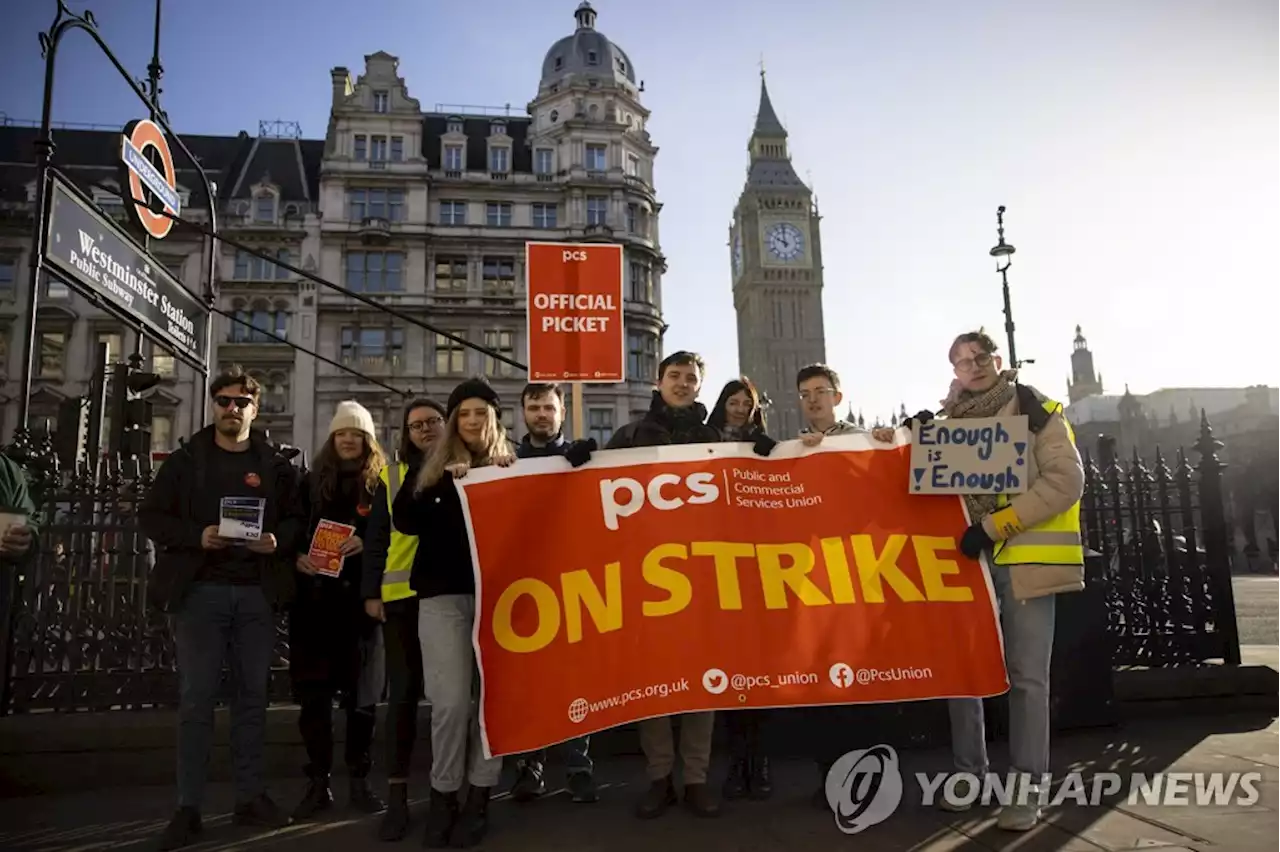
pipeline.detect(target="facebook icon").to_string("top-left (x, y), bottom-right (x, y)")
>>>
top-left (829, 662), bottom-right (855, 688)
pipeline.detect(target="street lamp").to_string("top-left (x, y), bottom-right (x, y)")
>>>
top-left (989, 205), bottom-right (1020, 368)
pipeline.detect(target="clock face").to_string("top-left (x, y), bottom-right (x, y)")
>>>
top-left (732, 229), bottom-right (743, 276)
top-left (765, 222), bottom-right (804, 261)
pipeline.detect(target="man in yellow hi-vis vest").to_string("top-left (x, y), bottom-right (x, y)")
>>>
top-left (909, 329), bottom-right (1085, 833)
top-left (361, 397), bottom-right (446, 841)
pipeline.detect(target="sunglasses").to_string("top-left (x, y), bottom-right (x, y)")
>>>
top-left (214, 395), bottom-right (255, 410)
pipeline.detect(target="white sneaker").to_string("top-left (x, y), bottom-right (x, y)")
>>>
top-left (997, 802), bottom-right (1040, 831)
top-left (936, 775), bottom-right (977, 813)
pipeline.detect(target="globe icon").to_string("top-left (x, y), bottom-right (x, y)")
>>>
top-left (567, 698), bottom-right (589, 724)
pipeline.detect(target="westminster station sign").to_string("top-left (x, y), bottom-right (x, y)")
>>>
top-left (44, 173), bottom-right (207, 368)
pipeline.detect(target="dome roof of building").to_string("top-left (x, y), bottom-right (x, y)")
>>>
top-left (540, 3), bottom-right (637, 91)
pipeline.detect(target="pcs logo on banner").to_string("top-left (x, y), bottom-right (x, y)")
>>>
top-left (823, 744), bottom-right (904, 834)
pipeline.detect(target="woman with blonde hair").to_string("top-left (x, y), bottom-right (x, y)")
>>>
top-left (289, 401), bottom-right (389, 821)
top-left (391, 378), bottom-right (514, 849)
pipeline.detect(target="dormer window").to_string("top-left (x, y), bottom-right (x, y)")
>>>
top-left (554, 56), bottom-right (563, 70)
top-left (617, 58), bottom-right (626, 73)
top-left (446, 118), bottom-right (464, 135)
top-left (587, 50), bottom-right (598, 65)
top-left (254, 194), bottom-right (276, 222)
top-left (373, 90), bottom-right (389, 113)
top-left (490, 121), bottom-right (506, 137)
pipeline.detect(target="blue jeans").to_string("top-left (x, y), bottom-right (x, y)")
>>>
top-left (947, 563), bottom-right (1055, 779)
top-left (174, 583), bottom-right (275, 808)
top-left (518, 735), bottom-right (593, 777)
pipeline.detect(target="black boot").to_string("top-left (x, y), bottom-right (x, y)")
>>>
top-left (748, 755), bottom-right (773, 800)
top-left (510, 760), bottom-right (546, 803)
top-left (350, 775), bottom-right (387, 814)
top-left (422, 788), bottom-right (458, 849)
top-left (449, 786), bottom-right (491, 848)
top-left (379, 783), bottom-right (410, 841)
top-left (635, 776), bottom-right (677, 819)
top-left (292, 772), bottom-right (333, 822)
top-left (722, 757), bottom-right (749, 800)
top-left (157, 807), bottom-right (202, 851)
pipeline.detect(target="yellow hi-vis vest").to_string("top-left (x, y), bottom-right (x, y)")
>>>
top-left (992, 396), bottom-right (1085, 567)
top-left (379, 463), bottom-right (418, 603)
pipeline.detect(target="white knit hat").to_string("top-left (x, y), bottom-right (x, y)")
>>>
top-left (329, 400), bottom-right (376, 439)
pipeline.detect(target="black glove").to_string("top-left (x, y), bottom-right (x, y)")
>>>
top-left (752, 433), bottom-right (778, 457)
top-left (959, 522), bottom-right (994, 559)
top-left (902, 409), bottom-right (936, 431)
top-left (565, 438), bottom-right (597, 468)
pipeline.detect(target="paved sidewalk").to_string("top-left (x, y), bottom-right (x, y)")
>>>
top-left (0, 711), bottom-right (1275, 851)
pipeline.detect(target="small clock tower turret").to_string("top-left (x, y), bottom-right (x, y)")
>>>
top-left (728, 70), bottom-right (827, 438)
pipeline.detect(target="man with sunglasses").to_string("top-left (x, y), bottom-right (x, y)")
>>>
top-left (140, 366), bottom-right (308, 850)
top-left (360, 397), bottom-right (447, 840)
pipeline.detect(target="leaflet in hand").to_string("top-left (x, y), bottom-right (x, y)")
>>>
top-left (309, 519), bottom-right (356, 578)
top-left (219, 497), bottom-right (265, 540)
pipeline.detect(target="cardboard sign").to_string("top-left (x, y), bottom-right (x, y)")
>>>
top-left (910, 416), bottom-right (1029, 495)
top-left (525, 242), bottom-right (624, 382)
top-left (309, 519), bottom-right (356, 577)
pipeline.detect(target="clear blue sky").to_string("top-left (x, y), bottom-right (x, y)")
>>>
top-left (2, 0), bottom-right (1276, 423)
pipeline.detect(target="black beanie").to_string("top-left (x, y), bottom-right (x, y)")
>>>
top-left (447, 377), bottom-right (501, 418)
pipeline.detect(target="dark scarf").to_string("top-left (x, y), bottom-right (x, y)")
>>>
top-left (645, 390), bottom-right (709, 440)
top-left (943, 369), bottom-right (1018, 523)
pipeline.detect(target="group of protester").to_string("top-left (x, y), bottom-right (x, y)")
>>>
top-left (132, 327), bottom-right (1084, 849)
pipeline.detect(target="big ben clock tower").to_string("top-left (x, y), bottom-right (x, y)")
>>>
top-left (729, 71), bottom-right (827, 438)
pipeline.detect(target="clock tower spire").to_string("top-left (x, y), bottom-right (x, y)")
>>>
top-left (728, 71), bottom-right (827, 438)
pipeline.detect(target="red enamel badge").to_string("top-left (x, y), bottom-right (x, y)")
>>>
top-left (244, 472), bottom-right (261, 488)
top-left (357, 504), bottom-right (371, 517)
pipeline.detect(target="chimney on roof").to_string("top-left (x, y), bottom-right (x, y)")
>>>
top-left (331, 67), bottom-right (353, 109)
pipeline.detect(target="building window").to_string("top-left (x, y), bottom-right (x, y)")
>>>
top-left (532, 203), bottom-right (557, 229)
top-left (444, 145), bottom-right (464, 171)
top-left (489, 147), bottom-right (509, 173)
top-left (628, 332), bottom-right (657, 381)
top-left (446, 119), bottom-right (463, 134)
top-left (586, 144), bottom-right (607, 171)
top-left (151, 414), bottom-right (173, 454)
top-left (258, 371), bottom-right (290, 413)
top-left (391, 136), bottom-right (404, 161)
top-left (626, 153), bottom-right (640, 177)
top-left (485, 202), bottom-right (512, 227)
top-left (151, 343), bottom-right (176, 377)
top-left (0, 256), bottom-right (16, 298)
top-left (490, 121), bottom-right (506, 136)
top-left (349, 189), bottom-right (405, 221)
top-left (534, 149), bottom-right (554, 175)
top-left (36, 331), bottom-right (65, 379)
top-left (345, 251), bottom-right (403, 292)
top-left (439, 200), bottom-right (467, 225)
top-left (588, 408), bottom-right (614, 445)
top-left (45, 276), bottom-right (70, 299)
top-left (629, 261), bottom-right (653, 303)
top-left (340, 326), bottom-right (404, 373)
top-left (482, 257), bottom-right (515, 293)
top-left (230, 306), bottom-right (288, 343)
top-left (587, 50), bottom-right (599, 65)
top-left (254, 195), bottom-right (275, 223)
top-left (94, 332), bottom-right (123, 365)
top-left (626, 204), bottom-right (638, 233)
top-left (483, 329), bottom-right (515, 377)
top-left (434, 256), bottom-right (468, 292)
top-left (370, 136), bottom-right (388, 162)
top-left (354, 135), bottom-right (367, 160)
top-left (234, 248), bottom-right (291, 280)
top-left (373, 90), bottom-right (389, 113)
top-left (435, 331), bottom-right (467, 376)
top-left (586, 196), bottom-right (608, 226)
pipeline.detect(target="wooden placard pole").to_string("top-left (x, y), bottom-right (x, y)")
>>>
top-left (571, 382), bottom-right (585, 442)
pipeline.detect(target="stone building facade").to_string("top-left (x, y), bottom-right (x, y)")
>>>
top-left (0, 2), bottom-right (663, 455)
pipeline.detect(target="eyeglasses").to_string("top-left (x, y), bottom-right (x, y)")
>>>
top-left (952, 352), bottom-right (994, 373)
top-left (214, 395), bottom-right (254, 410)
top-left (799, 388), bottom-right (836, 401)
top-left (408, 417), bottom-right (444, 433)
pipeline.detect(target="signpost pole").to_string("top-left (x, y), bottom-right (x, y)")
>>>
top-left (571, 382), bottom-right (585, 442)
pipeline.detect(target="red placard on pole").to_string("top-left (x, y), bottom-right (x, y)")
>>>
top-left (525, 242), bottom-right (625, 383)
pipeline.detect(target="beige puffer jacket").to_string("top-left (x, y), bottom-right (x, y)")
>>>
top-left (977, 385), bottom-right (1086, 600)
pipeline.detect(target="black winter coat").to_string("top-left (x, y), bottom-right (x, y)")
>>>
top-left (138, 426), bottom-right (305, 612)
top-left (606, 391), bottom-right (721, 449)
